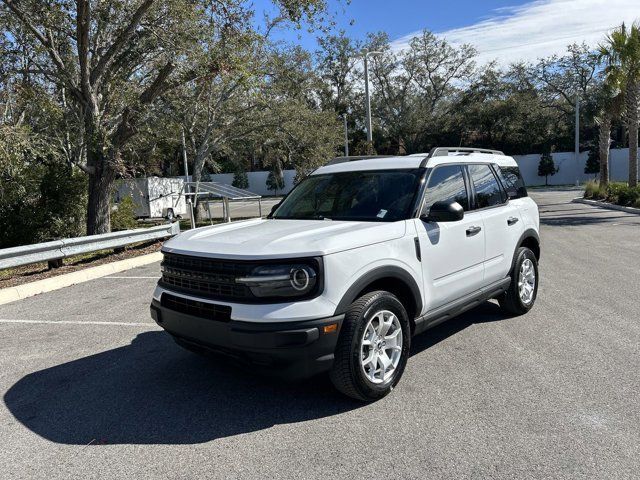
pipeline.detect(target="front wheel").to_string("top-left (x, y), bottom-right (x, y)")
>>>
top-left (330, 291), bottom-right (411, 401)
top-left (499, 247), bottom-right (539, 315)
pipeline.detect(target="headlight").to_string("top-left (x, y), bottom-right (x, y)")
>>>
top-left (236, 263), bottom-right (318, 298)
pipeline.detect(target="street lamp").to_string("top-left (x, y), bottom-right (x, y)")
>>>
top-left (362, 50), bottom-right (383, 143)
top-left (342, 113), bottom-right (349, 157)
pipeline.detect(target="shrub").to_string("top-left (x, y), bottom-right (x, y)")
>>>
top-left (111, 196), bottom-right (138, 231)
top-left (0, 160), bottom-right (87, 248)
top-left (584, 180), bottom-right (605, 199)
top-left (232, 170), bottom-right (249, 189)
top-left (584, 182), bottom-right (640, 208)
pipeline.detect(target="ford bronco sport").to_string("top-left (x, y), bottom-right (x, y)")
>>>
top-left (150, 147), bottom-right (540, 401)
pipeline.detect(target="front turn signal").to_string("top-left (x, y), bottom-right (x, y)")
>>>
top-left (323, 323), bottom-right (338, 334)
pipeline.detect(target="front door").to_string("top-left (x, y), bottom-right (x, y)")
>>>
top-left (414, 164), bottom-right (485, 312)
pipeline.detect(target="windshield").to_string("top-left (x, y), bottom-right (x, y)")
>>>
top-left (272, 169), bottom-right (423, 222)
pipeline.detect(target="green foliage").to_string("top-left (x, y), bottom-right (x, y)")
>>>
top-left (266, 168), bottom-right (285, 195)
top-left (584, 181), bottom-right (640, 208)
top-left (585, 147), bottom-right (600, 175)
top-left (584, 180), bottom-right (607, 199)
top-left (232, 170), bottom-right (249, 189)
top-left (0, 159), bottom-right (86, 248)
top-left (111, 196), bottom-right (138, 232)
top-left (538, 152), bottom-right (559, 184)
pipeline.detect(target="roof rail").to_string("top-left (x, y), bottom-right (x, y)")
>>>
top-left (325, 155), bottom-right (395, 166)
top-left (429, 147), bottom-right (504, 157)
top-left (419, 147), bottom-right (504, 167)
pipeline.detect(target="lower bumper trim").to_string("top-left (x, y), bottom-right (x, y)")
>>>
top-left (150, 299), bottom-right (343, 380)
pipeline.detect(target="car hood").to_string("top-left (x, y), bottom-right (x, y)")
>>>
top-left (162, 218), bottom-right (407, 259)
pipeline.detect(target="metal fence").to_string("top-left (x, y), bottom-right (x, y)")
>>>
top-left (0, 223), bottom-right (180, 270)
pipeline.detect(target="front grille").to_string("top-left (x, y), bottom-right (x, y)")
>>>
top-left (161, 293), bottom-right (231, 322)
top-left (159, 253), bottom-right (254, 301)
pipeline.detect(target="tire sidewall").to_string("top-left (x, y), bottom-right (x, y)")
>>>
top-left (513, 248), bottom-right (539, 312)
top-left (348, 293), bottom-right (411, 399)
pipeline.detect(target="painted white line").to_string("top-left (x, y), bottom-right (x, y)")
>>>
top-left (0, 251), bottom-right (163, 306)
top-left (0, 319), bottom-right (158, 327)
top-left (102, 276), bottom-right (160, 279)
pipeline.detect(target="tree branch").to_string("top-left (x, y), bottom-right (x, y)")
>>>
top-left (90, 0), bottom-right (156, 86)
top-left (2, 0), bottom-right (83, 101)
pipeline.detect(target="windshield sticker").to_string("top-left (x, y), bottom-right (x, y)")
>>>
top-left (377, 209), bottom-right (387, 218)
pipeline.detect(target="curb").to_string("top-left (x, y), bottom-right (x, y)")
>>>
top-left (0, 252), bottom-right (162, 306)
top-left (572, 197), bottom-right (640, 215)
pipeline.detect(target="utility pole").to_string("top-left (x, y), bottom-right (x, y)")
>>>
top-left (575, 94), bottom-right (580, 186)
top-left (363, 51), bottom-right (382, 144)
top-left (342, 113), bottom-right (349, 157)
top-left (181, 127), bottom-right (195, 229)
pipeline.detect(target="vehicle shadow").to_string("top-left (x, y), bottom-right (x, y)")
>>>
top-left (410, 300), bottom-right (509, 355)
top-left (4, 301), bottom-right (507, 446)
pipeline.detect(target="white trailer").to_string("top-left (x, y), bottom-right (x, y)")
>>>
top-left (115, 177), bottom-right (187, 219)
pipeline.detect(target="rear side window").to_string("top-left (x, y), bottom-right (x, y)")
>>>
top-left (468, 164), bottom-right (506, 209)
top-left (497, 166), bottom-right (528, 198)
top-left (422, 165), bottom-right (469, 214)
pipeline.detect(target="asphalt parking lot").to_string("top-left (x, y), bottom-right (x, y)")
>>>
top-left (1, 188), bottom-right (639, 480)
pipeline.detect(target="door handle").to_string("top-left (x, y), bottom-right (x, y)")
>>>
top-left (507, 217), bottom-right (519, 226)
top-left (466, 226), bottom-right (482, 237)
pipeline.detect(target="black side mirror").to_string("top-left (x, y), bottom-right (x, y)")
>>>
top-left (422, 200), bottom-right (464, 222)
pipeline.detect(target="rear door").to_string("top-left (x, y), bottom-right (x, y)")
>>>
top-left (467, 163), bottom-right (524, 284)
top-left (414, 164), bottom-right (485, 312)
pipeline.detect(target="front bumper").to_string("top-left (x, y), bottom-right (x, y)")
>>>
top-left (150, 299), bottom-right (344, 380)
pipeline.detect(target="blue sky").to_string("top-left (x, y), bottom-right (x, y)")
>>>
top-left (256, 0), bottom-right (531, 47)
top-left (252, 0), bottom-right (640, 65)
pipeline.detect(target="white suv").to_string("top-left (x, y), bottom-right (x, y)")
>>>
top-left (150, 147), bottom-right (540, 401)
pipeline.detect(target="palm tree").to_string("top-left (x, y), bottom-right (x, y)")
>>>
top-left (599, 23), bottom-right (640, 187)
top-left (594, 82), bottom-right (624, 186)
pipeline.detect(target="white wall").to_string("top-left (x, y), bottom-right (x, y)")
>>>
top-left (206, 149), bottom-right (635, 191)
top-left (513, 148), bottom-right (635, 186)
top-left (208, 170), bottom-right (297, 196)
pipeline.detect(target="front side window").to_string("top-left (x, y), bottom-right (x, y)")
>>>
top-left (272, 169), bottom-right (422, 222)
top-left (468, 164), bottom-right (506, 209)
top-left (421, 165), bottom-right (469, 215)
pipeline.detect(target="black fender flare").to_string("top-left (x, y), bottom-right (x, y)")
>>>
top-left (333, 265), bottom-right (423, 316)
top-left (511, 228), bottom-right (541, 269)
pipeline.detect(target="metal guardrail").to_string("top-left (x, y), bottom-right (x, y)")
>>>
top-left (0, 222), bottom-right (180, 270)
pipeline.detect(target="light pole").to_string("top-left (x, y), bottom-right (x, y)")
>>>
top-left (575, 94), bottom-right (580, 186)
top-left (363, 50), bottom-right (383, 144)
top-left (342, 113), bottom-right (349, 157)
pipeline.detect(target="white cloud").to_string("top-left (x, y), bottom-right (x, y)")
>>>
top-left (391, 0), bottom-right (639, 65)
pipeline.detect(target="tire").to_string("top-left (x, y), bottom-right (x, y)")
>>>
top-left (330, 291), bottom-right (411, 401)
top-left (499, 247), bottom-right (539, 315)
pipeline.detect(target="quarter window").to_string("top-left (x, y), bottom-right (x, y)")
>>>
top-left (498, 166), bottom-right (528, 198)
top-left (468, 164), bottom-right (506, 208)
top-left (422, 165), bottom-right (469, 215)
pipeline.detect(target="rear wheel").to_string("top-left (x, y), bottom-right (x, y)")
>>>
top-left (330, 291), bottom-right (411, 401)
top-left (499, 247), bottom-right (539, 315)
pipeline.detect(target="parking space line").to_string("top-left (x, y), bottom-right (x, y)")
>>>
top-left (102, 276), bottom-right (160, 279)
top-left (0, 319), bottom-right (157, 327)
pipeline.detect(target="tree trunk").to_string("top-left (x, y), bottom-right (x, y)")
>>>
top-left (626, 80), bottom-right (639, 187)
top-left (598, 114), bottom-right (611, 187)
top-left (86, 167), bottom-right (115, 235)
